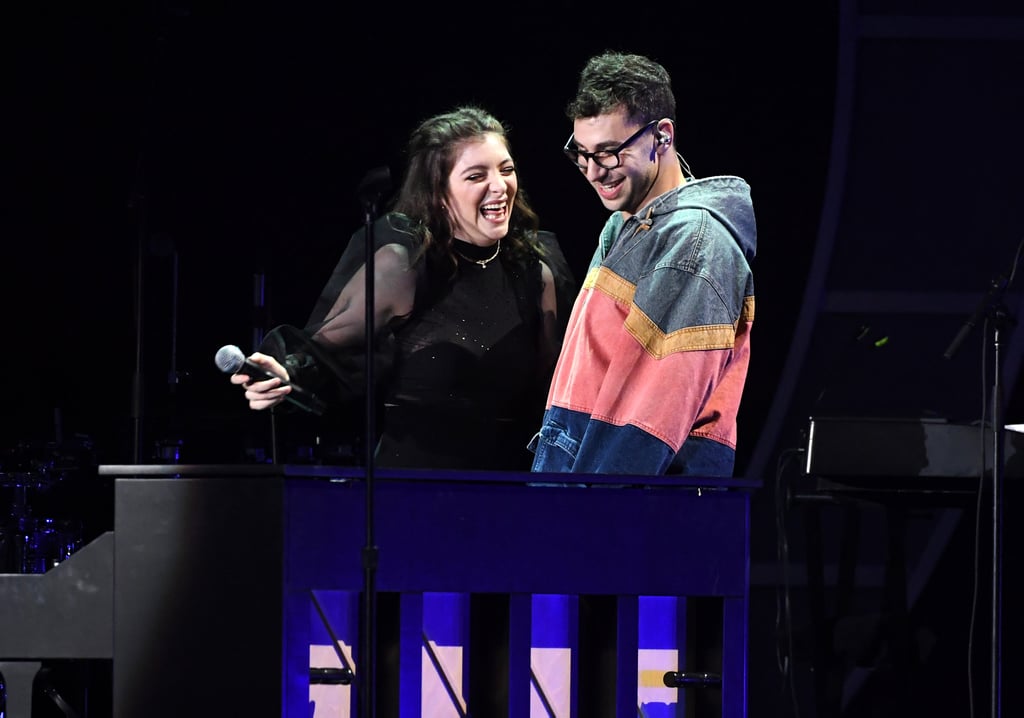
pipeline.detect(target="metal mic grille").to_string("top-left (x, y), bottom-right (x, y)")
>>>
top-left (214, 344), bottom-right (245, 374)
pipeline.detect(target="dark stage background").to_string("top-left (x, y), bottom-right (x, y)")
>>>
top-left (5, 1), bottom-right (837, 468)
top-left (6, 1), bottom-right (1024, 717)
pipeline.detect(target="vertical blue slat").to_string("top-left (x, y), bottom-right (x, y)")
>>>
top-left (638, 595), bottom-right (682, 717)
top-left (531, 594), bottom-right (572, 647)
top-left (423, 592), bottom-right (468, 714)
top-left (639, 595), bottom-right (677, 648)
top-left (531, 593), bottom-right (576, 717)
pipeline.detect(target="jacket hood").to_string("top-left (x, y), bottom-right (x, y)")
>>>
top-left (653, 175), bottom-right (757, 263)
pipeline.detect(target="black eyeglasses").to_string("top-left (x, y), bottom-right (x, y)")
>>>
top-left (562, 120), bottom-right (658, 170)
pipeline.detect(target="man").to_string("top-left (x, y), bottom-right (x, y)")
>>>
top-left (529, 51), bottom-right (757, 476)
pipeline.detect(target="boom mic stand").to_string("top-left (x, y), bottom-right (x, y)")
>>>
top-left (356, 166), bottom-right (392, 718)
top-left (944, 268), bottom-right (1015, 718)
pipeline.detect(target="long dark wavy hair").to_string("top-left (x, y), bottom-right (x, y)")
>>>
top-left (388, 105), bottom-right (543, 275)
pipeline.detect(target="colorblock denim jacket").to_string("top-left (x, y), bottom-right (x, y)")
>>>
top-left (529, 176), bottom-right (757, 476)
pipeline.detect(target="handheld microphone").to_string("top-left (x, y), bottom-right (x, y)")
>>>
top-left (214, 344), bottom-right (326, 415)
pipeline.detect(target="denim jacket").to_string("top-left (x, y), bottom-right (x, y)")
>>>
top-left (529, 176), bottom-right (757, 476)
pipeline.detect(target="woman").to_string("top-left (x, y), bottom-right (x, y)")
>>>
top-left (231, 106), bottom-right (574, 471)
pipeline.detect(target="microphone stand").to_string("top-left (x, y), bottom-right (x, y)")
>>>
top-left (989, 311), bottom-right (1006, 718)
top-left (356, 166), bottom-right (392, 718)
top-left (944, 273), bottom-right (1012, 718)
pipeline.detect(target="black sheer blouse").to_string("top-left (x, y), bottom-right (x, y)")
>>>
top-left (262, 213), bottom-right (575, 471)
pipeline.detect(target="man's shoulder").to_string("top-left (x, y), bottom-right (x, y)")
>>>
top-left (662, 176), bottom-right (751, 206)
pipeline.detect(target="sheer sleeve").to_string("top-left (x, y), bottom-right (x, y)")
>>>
top-left (304, 216), bottom-right (419, 331)
top-left (259, 214), bottom-right (421, 406)
top-left (307, 241), bottom-right (416, 347)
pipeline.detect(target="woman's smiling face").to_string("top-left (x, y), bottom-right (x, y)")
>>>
top-left (444, 132), bottom-right (517, 247)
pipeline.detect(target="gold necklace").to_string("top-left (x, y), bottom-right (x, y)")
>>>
top-left (455, 240), bottom-right (501, 268)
